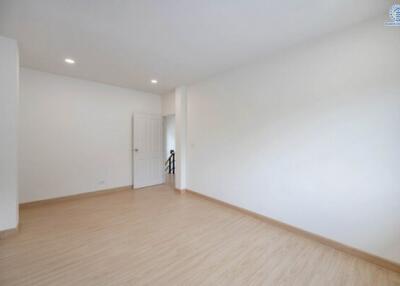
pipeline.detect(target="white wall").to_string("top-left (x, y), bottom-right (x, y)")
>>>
top-left (0, 36), bottom-right (19, 231)
top-left (161, 92), bottom-right (175, 116)
top-left (186, 18), bottom-right (400, 263)
top-left (175, 87), bottom-right (187, 190)
top-left (163, 115), bottom-right (175, 161)
top-left (19, 68), bottom-right (161, 203)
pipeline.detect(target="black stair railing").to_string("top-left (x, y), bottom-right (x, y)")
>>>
top-left (165, 150), bottom-right (175, 174)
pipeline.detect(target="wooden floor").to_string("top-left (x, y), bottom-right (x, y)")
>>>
top-left (1, 185), bottom-right (399, 286)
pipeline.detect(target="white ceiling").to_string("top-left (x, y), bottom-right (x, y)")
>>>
top-left (0, 0), bottom-right (389, 94)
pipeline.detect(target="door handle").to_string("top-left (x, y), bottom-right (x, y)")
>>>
top-left (134, 148), bottom-right (139, 152)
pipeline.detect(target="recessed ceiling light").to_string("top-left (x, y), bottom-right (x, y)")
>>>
top-left (151, 79), bottom-right (158, 84)
top-left (64, 58), bottom-right (75, 64)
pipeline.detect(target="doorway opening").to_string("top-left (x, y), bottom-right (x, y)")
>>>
top-left (163, 115), bottom-right (175, 187)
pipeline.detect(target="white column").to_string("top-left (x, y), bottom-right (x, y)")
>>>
top-left (174, 86), bottom-right (187, 191)
top-left (0, 36), bottom-right (19, 232)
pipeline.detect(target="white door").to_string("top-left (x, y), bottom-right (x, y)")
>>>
top-left (132, 113), bottom-right (163, 188)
